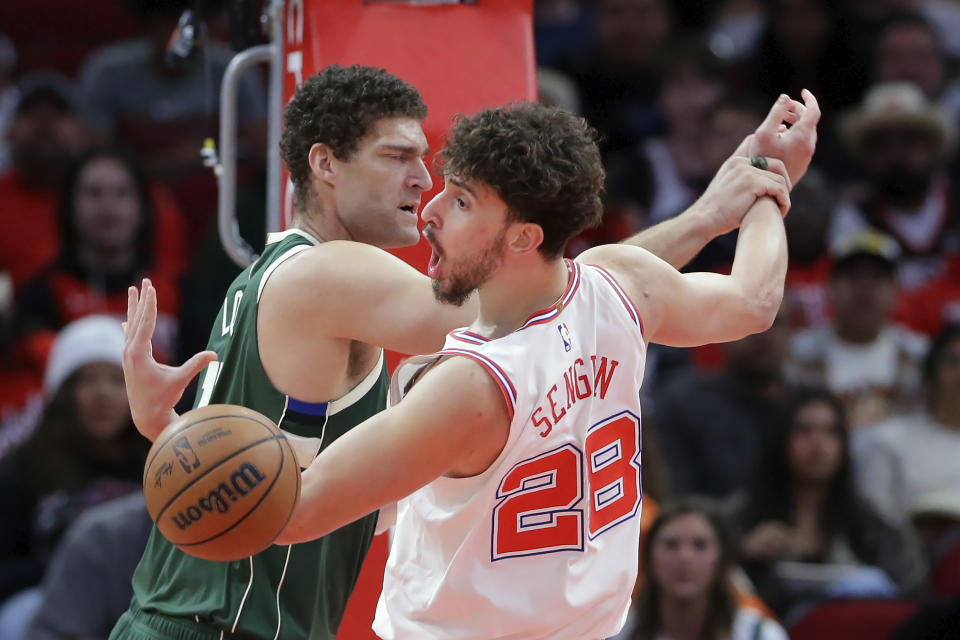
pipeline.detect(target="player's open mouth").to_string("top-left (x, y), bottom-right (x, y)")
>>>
top-left (427, 247), bottom-right (442, 278)
top-left (398, 203), bottom-right (418, 220)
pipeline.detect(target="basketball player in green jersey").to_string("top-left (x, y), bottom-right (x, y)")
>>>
top-left (114, 64), bottom-right (810, 640)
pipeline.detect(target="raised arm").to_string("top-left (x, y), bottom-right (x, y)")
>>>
top-left (263, 240), bottom-right (477, 356)
top-left (622, 91), bottom-right (818, 269)
top-left (579, 194), bottom-right (787, 346)
top-left (276, 356), bottom-right (510, 544)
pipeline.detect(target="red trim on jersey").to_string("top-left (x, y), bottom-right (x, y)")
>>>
top-left (519, 260), bottom-right (582, 330)
top-left (590, 265), bottom-right (644, 335)
top-left (439, 348), bottom-right (516, 420)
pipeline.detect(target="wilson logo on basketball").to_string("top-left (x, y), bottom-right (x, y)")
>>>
top-left (170, 461), bottom-right (268, 531)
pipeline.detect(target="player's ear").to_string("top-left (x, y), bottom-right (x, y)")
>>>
top-left (507, 221), bottom-right (544, 256)
top-left (308, 143), bottom-right (336, 184)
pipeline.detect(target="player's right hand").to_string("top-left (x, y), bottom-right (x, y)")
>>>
top-left (123, 279), bottom-right (218, 441)
top-left (750, 90), bottom-right (820, 188)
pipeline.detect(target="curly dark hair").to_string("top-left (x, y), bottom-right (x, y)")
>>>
top-left (280, 64), bottom-right (427, 211)
top-left (438, 103), bottom-right (605, 258)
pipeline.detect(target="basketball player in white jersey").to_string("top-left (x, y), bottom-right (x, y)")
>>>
top-left (268, 91), bottom-right (819, 638)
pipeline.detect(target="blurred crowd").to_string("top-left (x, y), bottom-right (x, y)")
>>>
top-left (1, 0), bottom-right (960, 639)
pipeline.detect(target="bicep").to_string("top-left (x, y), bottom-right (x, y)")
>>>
top-left (578, 245), bottom-right (759, 347)
top-left (275, 243), bottom-right (475, 355)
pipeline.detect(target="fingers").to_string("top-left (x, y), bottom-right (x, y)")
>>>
top-left (180, 350), bottom-right (219, 384)
top-left (792, 88), bottom-right (821, 138)
top-left (762, 157), bottom-right (792, 191)
top-left (756, 94), bottom-right (792, 143)
top-left (125, 286), bottom-right (138, 336)
top-left (142, 280), bottom-right (158, 348)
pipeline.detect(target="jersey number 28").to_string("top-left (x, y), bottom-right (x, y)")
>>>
top-left (492, 411), bottom-right (641, 560)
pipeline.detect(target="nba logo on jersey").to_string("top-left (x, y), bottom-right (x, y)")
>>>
top-left (558, 323), bottom-right (572, 352)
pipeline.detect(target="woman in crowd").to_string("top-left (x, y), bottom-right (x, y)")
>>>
top-left (0, 316), bottom-right (148, 603)
top-left (619, 498), bottom-right (787, 640)
top-left (736, 388), bottom-right (923, 619)
top-left (14, 146), bottom-right (180, 363)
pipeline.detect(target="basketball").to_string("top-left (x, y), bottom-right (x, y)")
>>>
top-left (143, 404), bottom-right (301, 562)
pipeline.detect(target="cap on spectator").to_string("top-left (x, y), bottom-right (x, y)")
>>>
top-left (830, 229), bottom-right (901, 273)
top-left (909, 488), bottom-right (960, 522)
top-left (840, 82), bottom-right (957, 161)
top-left (14, 70), bottom-right (83, 116)
top-left (44, 315), bottom-right (124, 394)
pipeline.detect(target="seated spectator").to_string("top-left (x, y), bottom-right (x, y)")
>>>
top-left (0, 72), bottom-right (89, 292)
top-left (782, 168), bottom-right (835, 330)
top-left (15, 147), bottom-right (181, 363)
top-left (790, 229), bottom-right (927, 429)
top-left (831, 83), bottom-right (959, 295)
top-left (0, 270), bottom-right (46, 457)
top-left (25, 492), bottom-right (152, 640)
top-left (854, 324), bottom-right (960, 527)
top-left (735, 388), bottom-right (923, 619)
top-left (603, 39), bottom-right (727, 231)
top-left (655, 309), bottom-right (793, 500)
top-left (0, 316), bottom-right (147, 603)
top-left (873, 11), bottom-right (960, 126)
top-left (78, 0), bottom-right (267, 255)
top-left (614, 498), bottom-right (788, 640)
top-left (552, 0), bottom-right (673, 157)
top-left (0, 72), bottom-right (187, 294)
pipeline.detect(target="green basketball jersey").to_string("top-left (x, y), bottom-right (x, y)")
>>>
top-left (129, 229), bottom-right (386, 640)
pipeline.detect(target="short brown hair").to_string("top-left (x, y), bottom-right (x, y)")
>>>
top-left (439, 103), bottom-right (605, 257)
top-left (280, 65), bottom-right (427, 211)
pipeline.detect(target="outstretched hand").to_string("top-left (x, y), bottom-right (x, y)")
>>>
top-left (122, 278), bottom-right (218, 440)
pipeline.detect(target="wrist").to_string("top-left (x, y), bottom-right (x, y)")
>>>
top-left (683, 199), bottom-right (722, 242)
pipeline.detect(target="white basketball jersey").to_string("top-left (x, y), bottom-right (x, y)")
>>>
top-left (373, 260), bottom-right (646, 640)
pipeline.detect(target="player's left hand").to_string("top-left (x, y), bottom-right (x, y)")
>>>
top-left (691, 148), bottom-right (792, 236)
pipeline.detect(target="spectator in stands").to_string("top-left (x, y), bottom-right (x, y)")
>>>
top-left (0, 72), bottom-right (89, 293)
top-left (654, 309), bottom-right (793, 499)
top-left (782, 168), bottom-right (835, 329)
top-left (749, 0), bottom-right (867, 117)
top-left (15, 147), bottom-right (181, 363)
top-left (552, 0), bottom-right (673, 156)
top-left (25, 492), bottom-right (153, 640)
top-left (831, 83), bottom-right (959, 296)
top-left (735, 388), bottom-right (923, 619)
top-left (603, 39), bottom-right (727, 231)
top-left (0, 72), bottom-right (187, 296)
top-left (0, 316), bottom-right (147, 603)
top-left (78, 0), bottom-right (267, 255)
top-left (615, 499), bottom-right (788, 640)
top-left (790, 229), bottom-right (928, 429)
top-left (0, 270), bottom-right (45, 458)
top-left (854, 324), bottom-right (960, 528)
top-left (873, 11), bottom-right (960, 124)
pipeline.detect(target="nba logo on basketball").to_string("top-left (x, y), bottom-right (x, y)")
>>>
top-left (558, 323), bottom-right (572, 352)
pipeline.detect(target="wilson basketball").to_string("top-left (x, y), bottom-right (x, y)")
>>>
top-left (143, 404), bottom-right (301, 562)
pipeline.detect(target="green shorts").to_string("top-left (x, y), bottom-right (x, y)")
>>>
top-left (109, 609), bottom-right (251, 640)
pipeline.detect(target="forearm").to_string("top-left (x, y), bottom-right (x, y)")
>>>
top-left (619, 203), bottom-right (714, 270)
top-left (729, 196), bottom-right (787, 323)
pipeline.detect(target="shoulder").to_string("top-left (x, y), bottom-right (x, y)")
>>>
top-left (790, 326), bottom-right (831, 360)
top-left (888, 325), bottom-right (929, 359)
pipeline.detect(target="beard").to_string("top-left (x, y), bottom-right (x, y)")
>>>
top-left (431, 229), bottom-right (506, 306)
